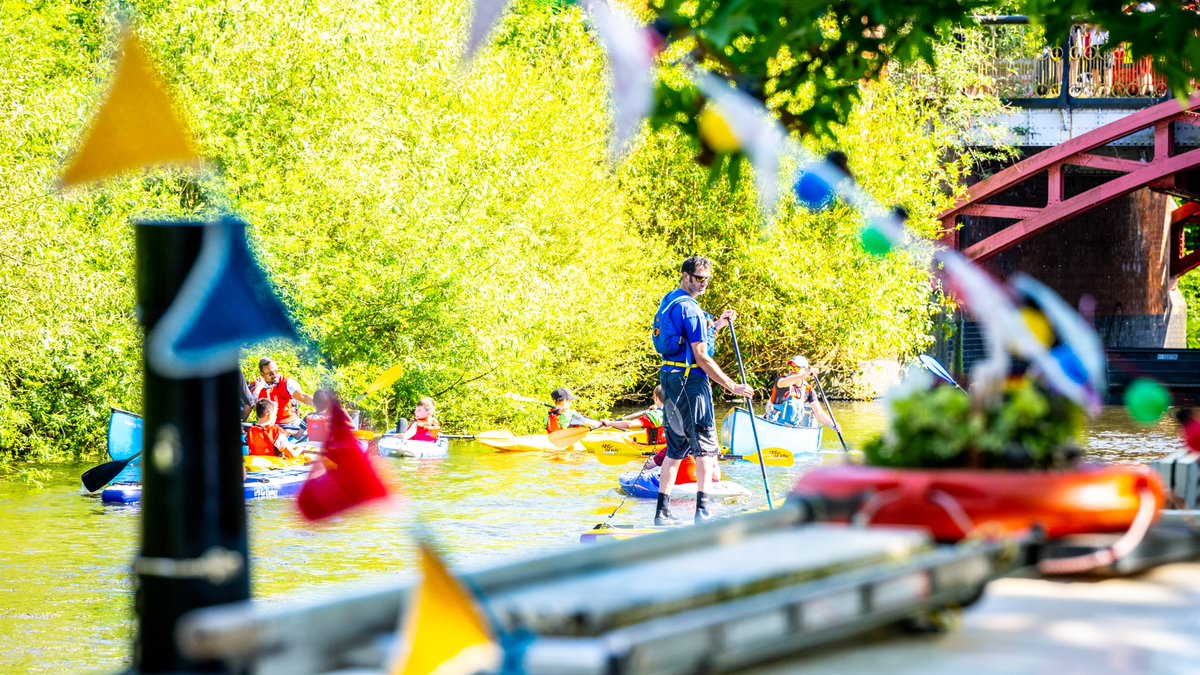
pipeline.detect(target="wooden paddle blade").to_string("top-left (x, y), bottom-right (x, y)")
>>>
top-left (364, 364), bottom-right (405, 396)
top-left (547, 426), bottom-right (590, 449)
top-left (739, 447), bottom-right (795, 467)
top-left (81, 456), bottom-right (134, 494)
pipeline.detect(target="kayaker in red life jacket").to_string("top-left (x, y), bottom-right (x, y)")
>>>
top-left (252, 357), bottom-right (314, 428)
top-left (403, 398), bottom-right (442, 442)
top-left (246, 399), bottom-right (296, 457)
top-left (303, 389), bottom-right (335, 443)
top-left (765, 355), bottom-right (839, 433)
top-left (545, 388), bottom-right (597, 433)
top-left (600, 385), bottom-right (666, 445)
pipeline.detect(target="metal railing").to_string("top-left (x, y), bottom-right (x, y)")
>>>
top-left (930, 16), bottom-right (1177, 108)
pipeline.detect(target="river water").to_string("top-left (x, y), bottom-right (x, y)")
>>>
top-left (0, 402), bottom-right (1183, 674)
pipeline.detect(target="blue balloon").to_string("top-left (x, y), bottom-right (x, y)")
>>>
top-left (1050, 345), bottom-right (1088, 386)
top-left (792, 171), bottom-right (835, 211)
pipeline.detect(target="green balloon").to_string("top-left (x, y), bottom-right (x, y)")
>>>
top-left (1124, 378), bottom-right (1171, 425)
top-left (861, 225), bottom-right (892, 257)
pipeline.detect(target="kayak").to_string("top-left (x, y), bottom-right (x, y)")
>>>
top-left (475, 430), bottom-right (584, 453)
top-left (792, 464), bottom-right (1166, 542)
top-left (619, 467), bottom-right (750, 500)
top-left (580, 430), bottom-right (663, 459)
top-left (720, 407), bottom-right (823, 457)
top-left (377, 435), bottom-right (449, 459)
top-left (105, 408), bottom-right (144, 484)
top-left (580, 524), bottom-right (673, 543)
top-left (102, 466), bottom-right (311, 505)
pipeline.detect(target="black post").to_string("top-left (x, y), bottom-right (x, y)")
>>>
top-left (132, 222), bottom-right (248, 673)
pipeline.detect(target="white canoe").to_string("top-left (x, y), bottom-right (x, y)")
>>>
top-left (719, 407), bottom-right (822, 456)
top-left (377, 435), bottom-right (449, 459)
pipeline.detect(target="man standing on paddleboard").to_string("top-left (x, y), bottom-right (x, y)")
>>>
top-left (651, 256), bottom-right (753, 525)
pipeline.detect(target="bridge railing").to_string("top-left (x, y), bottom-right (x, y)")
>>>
top-left (915, 16), bottom-right (1180, 109)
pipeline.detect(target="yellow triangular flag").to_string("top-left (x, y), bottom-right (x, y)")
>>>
top-left (59, 28), bottom-right (200, 188)
top-left (391, 542), bottom-right (501, 675)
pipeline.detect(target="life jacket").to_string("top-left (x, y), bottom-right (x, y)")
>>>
top-left (305, 413), bottom-right (330, 443)
top-left (546, 409), bottom-right (568, 434)
top-left (246, 425), bottom-right (283, 456)
top-left (258, 376), bottom-right (300, 425)
top-left (640, 409), bottom-right (665, 446)
top-left (771, 382), bottom-right (814, 405)
top-left (411, 417), bottom-right (440, 442)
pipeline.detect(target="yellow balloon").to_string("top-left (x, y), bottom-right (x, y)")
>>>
top-left (698, 107), bottom-right (740, 154)
top-left (1020, 307), bottom-right (1054, 347)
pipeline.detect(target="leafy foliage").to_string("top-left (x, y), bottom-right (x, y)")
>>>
top-left (2, 0), bottom-right (1010, 463)
top-left (647, 0), bottom-right (1200, 140)
top-left (863, 374), bottom-right (1085, 469)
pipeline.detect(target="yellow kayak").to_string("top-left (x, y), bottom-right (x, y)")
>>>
top-left (475, 430), bottom-right (582, 453)
top-left (244, 455), bottom-right (311, 472)
top-left (579, 430), bottom-right (663, 459)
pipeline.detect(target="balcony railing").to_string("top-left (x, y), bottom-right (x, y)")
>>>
top-left (935, 16), bottom-right (1177, 108)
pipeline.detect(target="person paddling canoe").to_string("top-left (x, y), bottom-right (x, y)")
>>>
top-left (652, 256), bottom-right (753, 525)
top-left (765, 355), bottom-right (839, 433)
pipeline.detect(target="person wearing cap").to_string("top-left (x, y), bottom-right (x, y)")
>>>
top-left (652, 256), bottom-right (754, 526)
top-left (545, 388), bottom-right (596, 434)
top-left (766, 356), bottom-right (839, 432)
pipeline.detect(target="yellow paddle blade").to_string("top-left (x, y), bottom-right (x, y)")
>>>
top-left (390, 541), bottom-right (500, 675)
top-left (547, 426), bottom-right (590, 449)
top-left (739, 447), bottom-right (795, 467)
top-left (59, 29), bottom-right (201, 188)
top-left (365, 364), bottom-right (405, 396)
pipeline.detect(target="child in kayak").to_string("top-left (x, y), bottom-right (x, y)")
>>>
top-left (303, 389), bottom-right (335, 443)
top-left (247, 399), bottom-right (299, 457)
top-left (546, 388), bottom-right (597, 433)
top-left (402, 398), bottom-right (442, 442)
top-left (599, 385), bottom-right (666, 446)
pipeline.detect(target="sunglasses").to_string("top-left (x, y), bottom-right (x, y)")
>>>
top-left (690, 273), bottom-right (711, 283)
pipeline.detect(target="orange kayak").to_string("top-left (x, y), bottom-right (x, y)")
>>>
top-left (792, 464), bottom-right (1164, 542)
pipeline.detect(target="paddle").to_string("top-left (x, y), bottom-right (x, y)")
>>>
top-left (81, 451), bottom-right (142, 494)
top-left (352, 364), bottom-right (405, 404)
top-left (736, 446), bottom-right (795, 467)
top-left (547, 425), bottom-right (593, 449)
top-left (811, 373), bottom-right (849, 454)
top-left (918, 354), bottom-right (964, 390)
top-left (503, 392), bottom-right (552, 408)
top-left (727, 319), bottom-right (773, 510)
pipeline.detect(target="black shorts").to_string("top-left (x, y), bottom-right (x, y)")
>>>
top-left (660, 370), bottom-right (720, 460)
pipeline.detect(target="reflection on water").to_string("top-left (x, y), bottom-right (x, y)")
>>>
top-left (0, 402), bottom-right (1184, 673)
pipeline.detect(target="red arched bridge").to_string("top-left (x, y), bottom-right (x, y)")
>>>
top-left (939, 93), bottom-right (1200, 278)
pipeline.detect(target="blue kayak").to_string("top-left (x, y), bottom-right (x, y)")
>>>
top-left (618, 468), bottom-right (750, 500)
top-left (99, 408), bottom-right (311, 505)
top-left (102, 467), bottom-right (311, 504)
